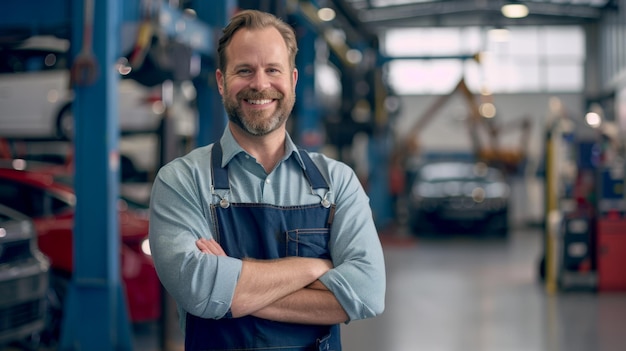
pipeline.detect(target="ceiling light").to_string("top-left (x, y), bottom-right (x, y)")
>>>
top-left (345, 49), bottom-right (363, 64)
top-left (585, 112), bottom-right (602, 128)
top-left (501, 3), bottom-right (529, 19)
top-left (479, 102), bottom-right (497, 118)
top-left (488, 27), bottom-right (510, 42)
top-left (318, 7), bottom-right (336, 22)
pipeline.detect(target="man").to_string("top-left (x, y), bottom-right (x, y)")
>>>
top-left (149, 9), bottom-right (385, 351)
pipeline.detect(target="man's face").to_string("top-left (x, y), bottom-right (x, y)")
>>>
top-left (216, 27), bottom-right (298, 137)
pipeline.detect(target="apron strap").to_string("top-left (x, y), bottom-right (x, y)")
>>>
top-left (211, 142), bottom-right (230, 190)
top-left (298, 149), bottom-right (329, 190)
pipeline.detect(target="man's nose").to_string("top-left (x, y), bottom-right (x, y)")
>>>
top-left (250, 71), bottom-right (271, 90)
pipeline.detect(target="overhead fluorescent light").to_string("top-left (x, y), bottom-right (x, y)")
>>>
top-left (488, 27), bottom-right (510, 42)
top-left (501, 3), bottom-right (529, 19)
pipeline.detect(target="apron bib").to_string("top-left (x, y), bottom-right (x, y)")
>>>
top-left (185, 143), bottom-right (341, 351)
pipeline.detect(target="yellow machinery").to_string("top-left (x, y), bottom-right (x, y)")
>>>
top-left (392, 77), bottom-right (531, 175)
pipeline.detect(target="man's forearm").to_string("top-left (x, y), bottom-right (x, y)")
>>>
top-left (230, 257), bottom-right (332, 317)
top-left (195, 238), bottom-right (335, 319)
top-left (251, 285), bottom-right (349, 324)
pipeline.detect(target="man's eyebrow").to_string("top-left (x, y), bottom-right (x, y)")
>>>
top-left (230, 62), bottom-right (286, 70)
top-left (230, 63), bottom-right (251, 70)
top-left (266, 62), bottom-right (285, 69)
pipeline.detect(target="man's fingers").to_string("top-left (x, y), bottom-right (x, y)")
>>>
top-left (206, 239), bottom-right (227, 256)
top-left (196, 238), bottom-right (211, 252)
top-left (196, 238), bottom-right (227, 256)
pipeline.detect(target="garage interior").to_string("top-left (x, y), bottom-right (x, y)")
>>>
top-left (1, 0), bottom-right (626, 350)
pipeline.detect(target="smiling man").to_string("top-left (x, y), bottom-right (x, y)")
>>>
top-left (149, 9), bottom-right (386, 351)
top-left (218, 25), bottom-right (295, 140)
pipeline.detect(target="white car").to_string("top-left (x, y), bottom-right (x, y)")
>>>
top-left (0, 35), bottom-right (164, 140)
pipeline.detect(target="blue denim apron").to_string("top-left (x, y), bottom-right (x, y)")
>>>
top-left (185, 142), bottom-right (341, 351)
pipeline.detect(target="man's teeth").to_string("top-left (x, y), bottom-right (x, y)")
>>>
top-left (247, 99), bottom-right (272, 105)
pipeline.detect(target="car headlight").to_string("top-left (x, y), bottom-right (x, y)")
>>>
top-left (415, 183), bottom-right (446, 198)
top-left (485, 183), bottom-right (510, 199)
top-left (471, 187), bottom-right (486, 203)
top-left (141, 238), bottom-right (151, 256)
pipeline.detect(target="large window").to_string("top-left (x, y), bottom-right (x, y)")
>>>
top-left (383, 26), bottom-right (585, 94)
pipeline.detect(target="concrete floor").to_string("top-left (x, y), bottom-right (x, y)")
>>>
top-left (341, 227), bottom-right (626, 351)
top-left (3, 223), bottom-right (623, 350)
top-left (131, 225), bottom-right (626, 351)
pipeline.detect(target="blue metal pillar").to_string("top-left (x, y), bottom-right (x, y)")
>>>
top-left (193, 0), bottom-right (236, 146)
top-left (294, 20), bottom-right (322, 150)
top-left (368, 132), bottom-right (395, 231)
top-left (368, 64), bottom-right (395, 231)
top-left (59, 0), bottom-right (132, 349)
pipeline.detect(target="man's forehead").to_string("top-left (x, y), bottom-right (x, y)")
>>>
top-left (225, 28), bottom-right (289, 66)
top-left (230, 27), bottom-right (282, 43)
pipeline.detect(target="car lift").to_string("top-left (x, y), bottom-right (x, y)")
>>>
top-left (0, 1), bottom-right (232, 350)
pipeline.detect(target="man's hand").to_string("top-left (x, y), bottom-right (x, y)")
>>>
top-left (307, 280), bottom-right (329, 291)
top-left (196, 238), bottom-right (227, 256)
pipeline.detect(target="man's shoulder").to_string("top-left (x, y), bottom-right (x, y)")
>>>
top-left (158, 144), bottom-right (213, 175)
top-left (175, 144), bottom-right (214, 163)
top-left (298, 149), bottom-right (354, 177)
top-left (297, 148), bottom-right (333, 165)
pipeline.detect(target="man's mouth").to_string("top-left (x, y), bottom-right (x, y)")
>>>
top-left (246, 99), bottom-right (273, 105)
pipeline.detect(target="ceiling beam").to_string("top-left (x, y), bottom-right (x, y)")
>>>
top-left (355, 0), bottom-right (606, 28)
top-left (326, 0), bottom-right (379, 45)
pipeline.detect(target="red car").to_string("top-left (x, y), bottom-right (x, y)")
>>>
top-left (0, 165), bottom-right (161, 337)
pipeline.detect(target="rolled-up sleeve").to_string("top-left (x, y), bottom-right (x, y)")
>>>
top-left (317, 160), bottom-right (386, 322)
top-left (149, 155), bottom-right (242, 320)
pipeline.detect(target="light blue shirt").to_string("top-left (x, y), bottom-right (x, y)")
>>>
top-left (149, 127), bottom-right (386, 328)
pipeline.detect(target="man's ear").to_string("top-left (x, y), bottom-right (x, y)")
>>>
top-left (216, 69), bottom-right (224, 95)
top-left (292, 68), bottom-right (298, 86)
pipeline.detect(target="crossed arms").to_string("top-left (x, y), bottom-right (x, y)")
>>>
top-left (196, 238), bottom-right (349, 325)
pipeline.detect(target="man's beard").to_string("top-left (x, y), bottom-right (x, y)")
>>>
top-left (223, 88), bottom-right (295, 136)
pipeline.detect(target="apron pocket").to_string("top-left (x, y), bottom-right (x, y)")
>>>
top-left (286, 228), bottom-right (330, 258)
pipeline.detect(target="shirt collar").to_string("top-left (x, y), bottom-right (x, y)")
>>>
top-left (218, 126), bottom-right (306, 170)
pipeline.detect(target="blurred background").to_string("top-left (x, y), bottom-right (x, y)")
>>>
top-left (1, 0), bottom-right (625, 350)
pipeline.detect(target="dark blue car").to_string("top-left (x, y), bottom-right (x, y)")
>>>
top-left (408, 161), bottom-right (510, 236)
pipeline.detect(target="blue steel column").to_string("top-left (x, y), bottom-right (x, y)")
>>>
top-left (193, 0), bottom-right (236, 146)
top-left (294, 19), bottom-right (322, 150)
top-left (59, 0), bottom-right (132, 349)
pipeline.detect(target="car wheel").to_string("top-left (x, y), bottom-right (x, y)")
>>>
top-left (56, 104), bottom-right (74, 140)
top-left (482, 210), bottom-right (509, 237)
top-left (40, 270), bottom-right (70, 347)
top-left (538, 254), bottom-right (546, 282)
top-left (409, 211), bottom-right (435, 236)
top-left (8, 332), bottom-right (42, 351)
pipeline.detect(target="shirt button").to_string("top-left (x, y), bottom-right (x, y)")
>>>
top-left (265, 179), bottom-right (271, 184)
